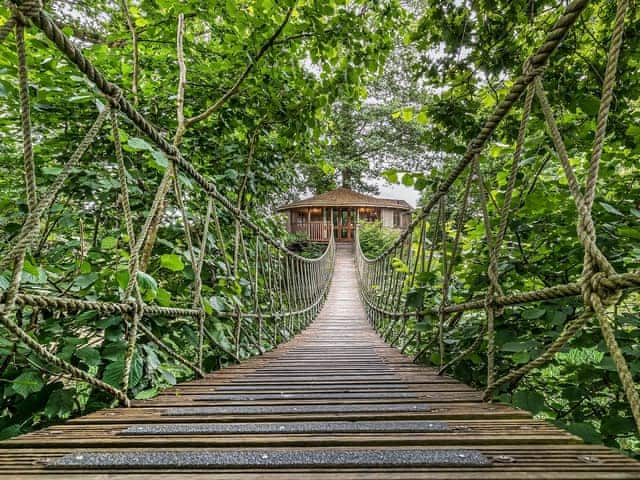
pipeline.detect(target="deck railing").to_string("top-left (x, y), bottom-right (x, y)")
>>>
top-left (292, 221), bottom-right (333, 242)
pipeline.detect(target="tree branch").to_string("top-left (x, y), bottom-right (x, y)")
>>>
top-left (273, 28), bottom-right (335, 45)
top-left (174, 13), bottom-right (187, 146)
top-left (139, 13), bottom-right (185, 270)
top-left (184, 6), bottom-right (294, 128)
top-left (120, 0), bottom-right (139, 105)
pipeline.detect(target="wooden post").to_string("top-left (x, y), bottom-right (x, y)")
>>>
top-left (323, 208), bottom-right (328, 241)
top-left (330, 208), bottom-right (334, 242)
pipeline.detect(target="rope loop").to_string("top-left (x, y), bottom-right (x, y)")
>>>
top-left (106, 86), bottom-right (125, 108)
top-left (12, 0), bottom-right (42, 25)
top-left (522, 57), bottom-right (546, 78)
top-left (484, 283), bottom-right (505, 317)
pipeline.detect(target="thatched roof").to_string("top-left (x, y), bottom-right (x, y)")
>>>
top-left (277, 187), bottom-right (412, 211)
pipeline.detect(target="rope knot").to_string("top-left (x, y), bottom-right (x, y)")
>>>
top-left (125, 295), bottom-right (145, 318)
top-left (106, 86), bottom-right (125, 108)
top-left (522, 58), bottom-right (546, 78)
top-left (581, 271), bottom-right (621, 312)
top-left (483, 287), bottom-right (504, 317)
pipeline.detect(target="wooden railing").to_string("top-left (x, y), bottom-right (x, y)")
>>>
top-left (292, 221), bottom-right (333, 242)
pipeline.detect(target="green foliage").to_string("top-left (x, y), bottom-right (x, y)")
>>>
top-left (11, 371), bottom-right (44, 399)
top-left (375, 0), bottom-right (640, 457)
top-left (1, 0), bottom-right (638, 461)
top-left (358, 222), bottom-right (400, 258)
top-left (287, 239), bottom-right (327, 259)
top-left (0, 0), bottom-right (404, 440)
top-left (160, 254), bottom-right (185, 272)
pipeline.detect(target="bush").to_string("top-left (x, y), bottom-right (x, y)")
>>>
top-left (358, 221), bottom-right (400, 258)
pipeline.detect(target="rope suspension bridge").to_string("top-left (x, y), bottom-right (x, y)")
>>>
top-left (1, 0), bottom-right (640, 477)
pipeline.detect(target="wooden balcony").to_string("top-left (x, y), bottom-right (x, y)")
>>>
top-left (291, 221), bottom-right (334, 242)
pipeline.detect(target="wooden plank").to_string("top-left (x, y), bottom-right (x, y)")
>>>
top-left (0, 245), bottom-right (638, 479)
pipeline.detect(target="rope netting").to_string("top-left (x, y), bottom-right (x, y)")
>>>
top-left (0, 0), bottom-right (335, 406)
top-left (355, 0), bottom-right (640, 433)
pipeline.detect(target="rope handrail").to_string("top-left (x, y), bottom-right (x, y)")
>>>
top-left (355, 0), bottom-right (640, 435)
top-left (0, 1), bottom-right (337, 407)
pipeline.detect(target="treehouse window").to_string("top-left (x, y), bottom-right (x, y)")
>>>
top-left (310, 208), bottom-right (324, 222)
top-left (393, 210), bottom-right (401, 228)
top-left (358, 207), bottom-right (379, 222)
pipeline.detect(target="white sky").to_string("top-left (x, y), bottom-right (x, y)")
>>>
top-left (374, 178), bottom-right (420, 208)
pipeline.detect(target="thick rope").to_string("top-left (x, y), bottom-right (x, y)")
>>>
top-left (5, 292), bottom-right (200, 317)
top-left (194, 199), bottom-right (213, 369)
top-left (111, 109), bottom-right (145, 394)
top-left (478, 84), bottom-right (534, 394)
top-left (584, 0), bottom-right (628, 210)
top-left (484, 315), bottom-right (586, 398)
top-left (473, 155), bottom-right (502, 388)
top-left (0, 15), bottom-right (17, 44)
top-left (138, 323), bottom-right (204, 377)
top-left (438, 323), bottom-right (486, 376)
top-left (171, 163), bottom-right (207, 373)
top-left (438, 196), bottom-right (447, 369)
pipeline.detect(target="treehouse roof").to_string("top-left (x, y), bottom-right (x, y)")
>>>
top-left (277, 187), bottom-right (412, 212)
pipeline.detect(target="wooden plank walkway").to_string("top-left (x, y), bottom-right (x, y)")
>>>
top-left (2, 245), bottom-right (639, 479)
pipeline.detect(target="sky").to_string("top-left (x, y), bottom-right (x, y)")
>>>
top-left (374, 178), bottom-right (420, 208)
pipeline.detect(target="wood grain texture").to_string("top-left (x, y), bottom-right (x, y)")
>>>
top-left (1, 245), bottom-right (639, 479)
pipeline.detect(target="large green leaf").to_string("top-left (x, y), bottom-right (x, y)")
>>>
top-left (44, 389), bottom-right (75, 419)
top-left (76, 346), bottom-right (101, 366)
top-left (160, 254), bottom-right (185, 272)
top-left (103, 360), bottom-right (124, 388)
top-left (12, 371), bottom-right (44, 398)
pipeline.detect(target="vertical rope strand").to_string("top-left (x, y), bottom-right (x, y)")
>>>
top-left (16, 22), bottom-right (37, 213)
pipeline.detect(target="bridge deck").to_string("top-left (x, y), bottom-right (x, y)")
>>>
top-left (1, 246), bottom-right (639, 479)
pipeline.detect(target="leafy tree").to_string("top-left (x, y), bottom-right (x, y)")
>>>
top-left (380, 0), bottom-right (640, 455)
top-left (0, 0), bottom-right (403, 438)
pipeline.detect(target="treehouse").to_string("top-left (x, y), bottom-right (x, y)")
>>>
top-left (277, 187), bottom-right (412, 242)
